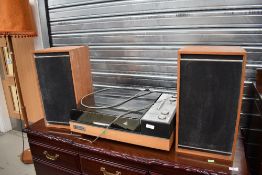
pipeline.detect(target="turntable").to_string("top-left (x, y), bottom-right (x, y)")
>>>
top-left (70, 88), bottom-right (176, 151)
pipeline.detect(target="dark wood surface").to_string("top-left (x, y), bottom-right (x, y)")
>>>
top-left (256, 69), bottom-right (262, 92)
top-left (25, 119), bottom-right (248, 175)
top-left (241, 83), bottom-right (262, 175)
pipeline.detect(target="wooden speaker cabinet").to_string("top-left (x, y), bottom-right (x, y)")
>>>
top-left (34, 46), bottom-right (93, 128)
top-left (176, 46), bottom-right (246, 163)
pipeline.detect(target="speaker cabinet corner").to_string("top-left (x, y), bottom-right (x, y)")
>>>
top-left (176, 46), bottom-right (246, 163)
top-left (33, 46), bottom-right (93, 127)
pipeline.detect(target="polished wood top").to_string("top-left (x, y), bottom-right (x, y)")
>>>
top-left (25, 119), bottom-right (248, 175)
top-left (178, 46), bottom-right (246, 55)
top-left (33, 46), bottom-right (87, 53)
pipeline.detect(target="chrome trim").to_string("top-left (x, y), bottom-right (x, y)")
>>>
top-left (93, 122), bottom-right (110, 127)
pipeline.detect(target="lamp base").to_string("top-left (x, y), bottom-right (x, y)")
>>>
top-left (20, 148), bottom-right (33, 164)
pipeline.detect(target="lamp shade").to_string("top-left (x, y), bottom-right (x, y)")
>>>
top-left (0, 0), bottom-right (37, 37)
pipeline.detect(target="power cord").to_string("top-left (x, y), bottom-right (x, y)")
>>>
top-left (78, 88), bottom-right (173, 143)
top-left (77, 103), bottom-right (153, 143)
top-left (81, 88), bottom-right (152, 109)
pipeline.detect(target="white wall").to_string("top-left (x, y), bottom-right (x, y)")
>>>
top-left (0, 79), bottom-right (11, 132)
top-left (30, 0), bottom-right (44, 50)
top-left (0, 0), bottom-right (43, 132)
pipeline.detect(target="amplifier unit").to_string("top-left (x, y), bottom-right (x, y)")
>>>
top-left (176, 46), bottom-right (246, 163)
top-left (34, 46), bottom-right (93, 128)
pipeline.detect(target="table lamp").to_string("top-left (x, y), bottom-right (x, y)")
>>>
top-left (0, 0), bottom-right (37, 164)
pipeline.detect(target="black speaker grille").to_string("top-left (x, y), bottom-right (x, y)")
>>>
top-left (35, 52), bottom-right (76, 125)
top-left (178, 54), bottom-right (243, 154)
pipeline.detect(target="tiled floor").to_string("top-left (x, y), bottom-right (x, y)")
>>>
top-left (0, 130), bottom-right (35, 175)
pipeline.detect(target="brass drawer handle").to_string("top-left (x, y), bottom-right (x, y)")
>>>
top-left (43, 151), bottom-right (59, 161)
top-left (100, 167), bottom-right (121, 175)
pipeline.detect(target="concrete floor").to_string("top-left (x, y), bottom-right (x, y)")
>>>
top-left (0, 130), bottom-right (35, 175)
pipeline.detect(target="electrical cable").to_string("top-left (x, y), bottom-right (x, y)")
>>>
top-left (78, 88), bottom-right (174, 143)
top-left (78, 103), bottom-right (153, 143)
top-left (81, 88), bottom-right (152, 109)
top-left (77, 96), bottom-right (174, 143)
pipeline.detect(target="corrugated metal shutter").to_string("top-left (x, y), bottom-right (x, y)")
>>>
top-left (38, 2), bottom-right (262, 172)
top-left (39, 0), bottom-right (262, 128)
top-left (44, 0), bottom-right (262, 93)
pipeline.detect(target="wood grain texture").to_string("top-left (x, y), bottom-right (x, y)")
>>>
top-left (70, 121), bottom-right (173, 151)
top-left (29, 141), bottom-right (80, 172)
top-left (0, 38), bottom-right (20, 118)
top-left (20, 148), bottom-right (33, 164)
top-left (11, 37), bottom-right (44, 122)
top-left (176, 46), bottom-right (247, 163)
top-left (25, 119), bottom-right (248, 175)
top-left (0, 39), bottom-right (5, 47)
top-left (33, 46), bottom-right (93, 126)
top-left (33, 158), bottom-right (81, 175)
top-left (33, 46), bottom-right (84, 54)
top-left (179, 46), bottom-right (246, 55)
top-left (81, 155), bottom-right (147, 175)
top-left (175, 48), bottom-right (181, 158)
top-left (0, 47), bottom-right (18, 118)
top-left (231, 53), bottom-right (246, 161)
top-left (45, 122), bottom-right (70, 130)
top-left (69, 46), bottom-right (93, 107)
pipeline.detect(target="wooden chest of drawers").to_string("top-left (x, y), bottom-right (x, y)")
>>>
top-left (25, 119), bottom-right (248, 175)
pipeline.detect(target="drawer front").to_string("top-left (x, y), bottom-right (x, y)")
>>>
top-left (149, 172), bottom-right (162, 175)
top-left (30, 141), bottom-right (80, 172)
top-left (34, 159), bottom-right (81, 175)
top-left (81, 156), bottom-right (147, 175)
top-left (27, 132), bottom-right (75, 151)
